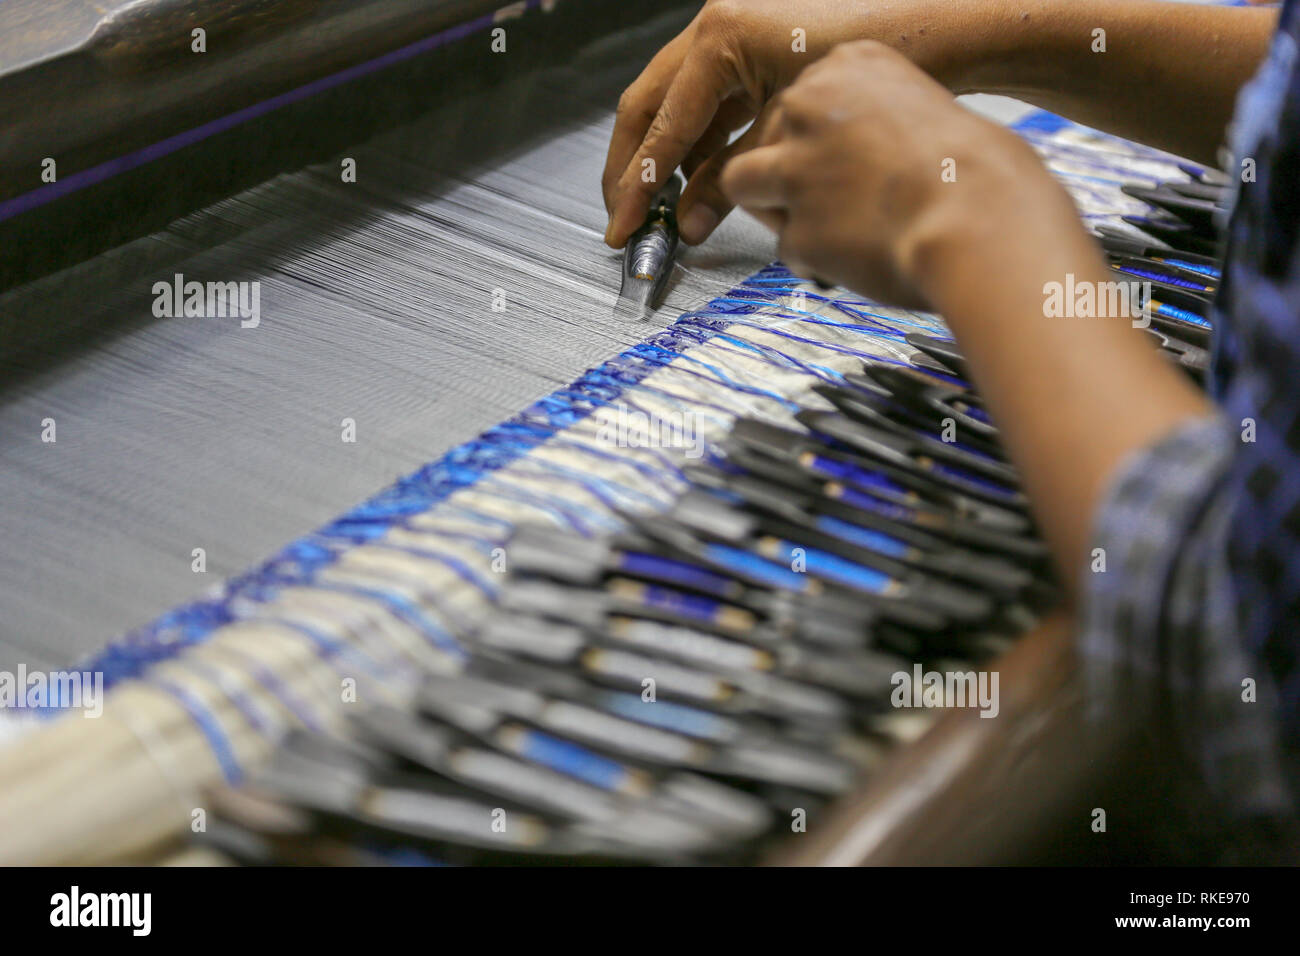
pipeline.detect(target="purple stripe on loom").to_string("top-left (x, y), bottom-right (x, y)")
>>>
top-left (0, 3), bottom-right (540, 224)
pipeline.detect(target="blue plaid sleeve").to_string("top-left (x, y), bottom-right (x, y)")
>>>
top-left (1079, 416), bottom-right (1297, 860)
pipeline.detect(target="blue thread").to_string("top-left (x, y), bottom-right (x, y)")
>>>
top-left (814, 515), bottom-right (911, 559)
top-left (596, 691), bottom-right (733, 740)
top-left (1153, 301), bottom-right (1212, 328)
top-left (70, 253), bottom-right (1028, 693)
top-left (766, 540), bottom-right (892, 594)
top-left (152, 678), bottom-right (244, 784)
top-left (205, 646), bottom-right (327, 734)
top-left (1116, 264), bottom-right (1214, 292)
top-left (701, 543), bottom-right (812, 592)
top-left (510, 729), bottom-right (630, 791)
top-left (173, 660), bottom-right (279, 737)
top-left (1159, 258), bottom-right (1221, 279)
top-left (257, 616), bottom-right (399, 682)
top-left (620, 583), bottom-right (738, 627)
top-left (310, 582), bottom-right (468, 659)
top-left (617, 551), bottom-right (738, 598)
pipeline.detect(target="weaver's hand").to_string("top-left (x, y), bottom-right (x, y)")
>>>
top-left (601, 0), bottom-right (972, 249)
top-left (604, 0), bottom-right (1274, 248)
top-left (720, 41), bottom-right (1068, 311)
top-left (722, 40), bottom-right (1215, 596)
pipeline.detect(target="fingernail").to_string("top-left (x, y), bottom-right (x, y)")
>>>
top-left (679, 205), bottom-right (719, 245)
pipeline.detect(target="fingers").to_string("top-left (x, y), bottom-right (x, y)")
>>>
top-left (604, 50), bottom-right (735, 248)
top-left (601, 32), bottom-right (690, 217)
top-left (681, 95), bottom-right (755, 180)
top-left (676, 104), bottom-right (776, 245)
top-left (719, 143), bottom-right (792, 213)
top-left (747, 206), bottom-right (787, 236)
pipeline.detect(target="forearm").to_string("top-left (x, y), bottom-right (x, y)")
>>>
top-left (905, 145), bottom-right (1214, 599)
top-left (875, 0), bottom-right (1276, 164)
top-left (955, 0), bottom-right (1275, 163)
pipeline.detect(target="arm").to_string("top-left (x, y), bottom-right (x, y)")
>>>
top-left (915, 143), bottom-right (1213, 593)
top-left (945, 0), bottom-right (1277, 165)
top-left (719, 41), bottom-right (1213, 601)
top-left (718, 40), bottom-right (1297, 857)
top-left (605, 0), bottom-right (1276, 247)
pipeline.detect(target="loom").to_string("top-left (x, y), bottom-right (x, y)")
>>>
top-left (0, 0), bottom-right (1208, 864)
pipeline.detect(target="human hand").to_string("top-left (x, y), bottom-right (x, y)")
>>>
top-left (601, 0), bottom-right (974, 249)
top-left (720, 40), bottom-right (1066, 310)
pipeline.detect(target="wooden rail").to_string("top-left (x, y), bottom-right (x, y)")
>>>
top-left (0, 1), bottom-right (512, 202)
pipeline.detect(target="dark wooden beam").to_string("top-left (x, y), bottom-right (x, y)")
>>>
top-left (0, 1), bottom-right (515, 203)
